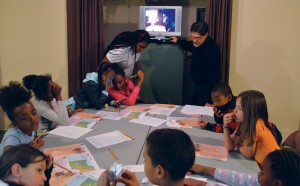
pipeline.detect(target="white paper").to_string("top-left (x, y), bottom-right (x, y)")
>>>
top-left (124, 164), bottom-right (144, 172)
top-left (66, 173), bottom-right (101, 186)
top-left (129, 116), bottom-right (166, 127)
top-left (86, 130), bottom-right (133, 149)
top-left (149, 107), bottom-right (176, 116)
top-left (96, 111), bottom-right (123, 120)
top-left (185, 175), bottom-right (207, 182)
top-left (166, 117), bottom-right (185, 128)
top-left (69, 118), bottom-right (97, 129)
top-left (48, 126), bottom-right (92, 139)
top-left (180, 105), bottom-right (214, 116)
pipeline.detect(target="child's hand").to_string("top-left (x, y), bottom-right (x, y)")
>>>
top-left (51, 81), bottom-right (62, 100)
top-left (117, 170), bottom-right (139, 186)
top-left (213, 107), bottom-right (223, 118)
top-left (97, 170), bottom-right (116, 186)
top-left (112, 100), bottom-right (124, 108)
top-left (223, 112), bottom-right (235, 126)
top-left (68, 108), bottom-right (84, 117)
top-left (44, 152), bottom-right (54, 169)
top-left (137, 70), bottom-right (144, 82)
top-left (197, 118), bottom-right (208, 128)
top-left (30, 138), bottom-right (45, 149)
top-left (188, 164), bottom-right (206, 174)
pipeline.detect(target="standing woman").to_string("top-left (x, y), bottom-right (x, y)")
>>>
top-left (101, 29), bottom-right (150, 78)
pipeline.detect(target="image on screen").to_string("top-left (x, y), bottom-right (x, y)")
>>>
top-left (145, 8), bottom-right (175, 32)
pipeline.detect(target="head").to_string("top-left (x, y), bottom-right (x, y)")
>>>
top-left (23, 74), bottom-right (53, 101)
top-left (0, 82), bottom-right (39, 135)
top-left (0, 144), bottom-right (47, 186)
top-left (144, 129), bottom-right (195, 185)
top-left (258, 149), bottom-right (300, 186)
top-left (113, 67), bottom-right (126, 91)
top-left (190, 21), bottom-right (209, 47)
top-left (97, 63), bottom-right (121, 88)
top-left (211, 83), bottom-right (233, 107)
top-left (104, 29), bottom-right (150, 55)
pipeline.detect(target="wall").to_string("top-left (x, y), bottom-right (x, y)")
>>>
top-left (0, 0), bottom-right (68, 129)
top-left (230, 0), bottom-right (300, 139)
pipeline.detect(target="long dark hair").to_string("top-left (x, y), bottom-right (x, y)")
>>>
top-left (23, 74), bottom-right (52, 100)
top-left (236, 90), bottom-right (274, 145)
top-left (0, 144), bottom-right (47, 180)
top-left (104, 29), bottom-right (150, 56)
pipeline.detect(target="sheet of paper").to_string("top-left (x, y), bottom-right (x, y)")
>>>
top-left (166, 117), bottom-right (200, 128)
top-left (149, 107), bottom-right (176, 116)
top-left (194, 143), bottom-right (228, 161)
top-left (181, 105), bottom-right (214, 116)
top-left (72, 112), bottom-right (103, 122)
top-left (69, 118), bottom-right (97, 129)
top-left (126, 111), bottom-right (147, 119)
top-left (129, 116), bottom-right (166, 127)
top-left (44, 143), bottom-right (89, 158)
top-left (96, 111), bottom-right (123, 120)
top-left (125, 105), bottom-right (152, 112)
top-left (151, 103), bottom-right (179, 109)
top-left (48, 126), bottom-right (92, 139)
top-left (124, 164), bottom-right (144, 172)
top-left (66, 174), bottom-right (99, 186)
top-left (86, 130), bottom-right (133, 149)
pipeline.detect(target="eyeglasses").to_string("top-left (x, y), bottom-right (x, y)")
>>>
top-left (190, 35), bottom-right (203, 41)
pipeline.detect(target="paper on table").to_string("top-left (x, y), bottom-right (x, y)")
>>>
top-left (69, 118), bottom-right (97, 129)
top-left (48, 126), bottom-right (92, 139)
top-left (96, 111), bottom-right (123, 120)
top-left (66, 174), bottom-right (100, 186)
top-left (72, 112), bottom-right (103, 122)
top-left (181, 105), bottom-right (214, 116)
top-left (194, 143), bottom-right (228, 161)
top-left (149, 107), bottom-right (176, 116)
top-left (125, 105), bottom-right (152, 112)
top-left (126, 111), bottom-right (147, 119)
top-left (124, 164), bottom-right (144, 172)
top-left (151, 103), bottom-right (179, 109)
top-left (44, 143), bottom-right (89, 158)
top-left (129, 116), bottom-right (166, 127)
top-left (86, 130), bottom-right (133, 149)
top-left (167, 117), bottom-right (199, 128)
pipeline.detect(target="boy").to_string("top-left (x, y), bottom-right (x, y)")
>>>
top-left (198, 83), bottom-right (238, 134)
top-left (99, 129), bottom-right (195, 186)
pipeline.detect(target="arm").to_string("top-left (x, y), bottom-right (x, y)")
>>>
top-left (197, 118), bottom-right (223, 133)
top-left (170, 37), bottom-right (193, 52)
top-left (239, 141), bottom-right (256, 159)
top-left (135, 60), bottom-right (142, 72)
top-left (108, 81), bottom-right (141, 106)
top-left (213, 168), bottom-right (259, 186)
top-left (223, 113), bottom-right (239, 151)
top-left (84, 82), bottom-right (109, 110)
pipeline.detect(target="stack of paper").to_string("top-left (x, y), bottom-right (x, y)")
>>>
top-left (181, 105), bottom-right (214, 116)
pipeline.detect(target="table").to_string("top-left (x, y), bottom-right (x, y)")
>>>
top-left (43, 105), bottom-right (259, 185)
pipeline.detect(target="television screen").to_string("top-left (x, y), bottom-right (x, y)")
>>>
top-left (139, 6), bottom-right (182, 38)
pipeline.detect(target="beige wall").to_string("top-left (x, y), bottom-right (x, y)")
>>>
top-left (230, 0), bottom-right (300, 139)
top-left (0, 0), bottom-right (68, 129)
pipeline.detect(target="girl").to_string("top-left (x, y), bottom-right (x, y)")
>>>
top-left (65, 63), bottom-right (122, 111)
top-left (108, 67), bottom-right (144, 106)
top-left (0, 82), bottom-right (44, 155)
top-left (189, 149), bottom-right (300, 186)
top-left (223, 90), bottom-right (280, 167)
top-left (101, 29), bottom-right (150, 78)
top-left (22, 74), bottom-right (78, 134)
top-left (0, 144), bottom-right (52, 186)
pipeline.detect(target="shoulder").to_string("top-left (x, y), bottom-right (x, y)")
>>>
top-left (107, 47), bottom-right (131, 55)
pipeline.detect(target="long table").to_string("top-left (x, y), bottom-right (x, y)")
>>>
top-left (43, 105), bottom-right (259, 185)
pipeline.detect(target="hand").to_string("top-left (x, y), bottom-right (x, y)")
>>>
top-left (68, 108), bottom-right (84, 117)
top-left (137, 70), bottom-right (144, 82)
top-left (213, 107), bottom-right (223, 118)
top-left (44, 152), bottom-right (54, 169)
top-left (197, 118), bottom-right (208, 128)
top-left (169, 36), bottom-right (178, 43)
top-left (112, 100), bottom-right (124, 108)
top-left (30, 138), bottom-right (45, 149)
top-left (117, 170), bottom-right (139, 186)
top-left (51, 81), bottom-right (62, 100)
top-left (98, 170), bottom-right (116, 186)
top-left (223, 112), bottom-right (235, 126)
top-left (189, 164), bottom-right (206, 174)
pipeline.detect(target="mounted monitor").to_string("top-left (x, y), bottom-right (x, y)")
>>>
top-left (139, 6), bottom-right (182, 39)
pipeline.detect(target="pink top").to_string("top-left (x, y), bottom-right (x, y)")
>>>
top-left (108, 80), bottom-right (141, 106)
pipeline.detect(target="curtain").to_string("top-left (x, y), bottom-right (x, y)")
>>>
top-left (205, 0), bottom-right (232, 83)
top-left (67, 0), bottom-right (105, 97)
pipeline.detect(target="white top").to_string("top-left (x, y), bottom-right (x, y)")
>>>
top-left (34, 99), bottom-right (69, 134)
top-left (106, 47), bottom-right (141, 77)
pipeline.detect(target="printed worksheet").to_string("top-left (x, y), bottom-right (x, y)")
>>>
top-left (194, 143), bottom-right (228, 161)
top-left (167, 117), bottom-right (199, 128)
top-left (149, 107), bottom-right (176, 116)
top-left (129, 116), bottom-right (166, 127)
top-left (48, 126), bottom-right (92, 139)
top-left (69, 118), bottom-right (97, 129)
top-left (181, 105), bottom-right (214, 116)
top-left (72, 112), bottom-right (103, 122)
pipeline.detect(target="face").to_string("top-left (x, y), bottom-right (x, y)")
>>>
top-left (13, 103), bottom-right (39, 135)
top-left (191, 31), bottom-right (207, 47)
top-left (143, 145), bottom-right (158, 185)
top-left (113, 74), bottom-right (126, 90)
top-left (102, 69), bottom-right (116, 88)
top-left (233, 97), bottom-right (244, 123)
top-left (135, 41), bottom-right (148, 53)
top-left (19, 157), bottom-right (47, 186)
top-left (258, 158), bottom-right (277, 186)
top-left (211, 91), bottom-right (232, 107)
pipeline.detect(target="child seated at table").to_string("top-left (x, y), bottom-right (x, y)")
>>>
top-left (0, 82), bottom-right (44, 155)
top-left (98, 128), bottom-right (195, 186)
top-left (0, 144), bottom-right (53, 186)
top-left (223, 90), bottom-right (280, 167)
top-left (197, 83), bottom-right (238, 134)
top-left (108, 67), bottom-right (144, 106)
top-left (189, 149), bottom-right (300, 186)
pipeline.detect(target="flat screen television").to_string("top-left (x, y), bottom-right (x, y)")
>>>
top-left (139, 6), bottom-right (182, 38)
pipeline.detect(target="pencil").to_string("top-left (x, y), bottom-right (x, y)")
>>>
top-left (122, 132), bottom-right (134, 140)
top-left (130, 75), bottom-right (138, 78)
top-left (108, 147), bottom-right (118, 160)
top-left (33, 130), bottom-right (46, 143)
top-left (53, 162), bottom-right (73, 173)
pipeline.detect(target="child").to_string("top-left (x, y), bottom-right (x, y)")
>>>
top-left (0, 82), bottom-right (44, 155)
top-left (23, 74), bottom-right (79, 134)
top-left (98, 129), bottom-right (195, 186)
top-left (189, 149), bottom-right (300, 186)
top-left (108, 67), bottom-right (144, 106)
top-left (101, 29), bottom-right (150, 78)
top-left (223, 90), bottom-right (280, 167)
top-left (0, 144), bottom-right (52, 186)
top-left (65, 63), bottom-right (122, 111)
top-left (198, 83), bottom-right (238, 134)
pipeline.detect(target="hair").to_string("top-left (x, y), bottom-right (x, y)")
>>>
top-left (104, 29), bottom-right (150, 56)
top-left (97, 63), bottom-right (123, 86)
top-left (236, 90), bottom-right (274, 145)
top-left (190, 21), bottom-right (209, 36)
top-left (146, 129), bottom-right (195, 181)
top-left (112, 65), bottom-right (126, 86)
top-left (0, 144), bottom-right (47, 180)
top-left (211, 83), bottom-right (233, 97)
top-left (0, 81), bottom-right (32, 121)
top-left (267, 149), bottom-right (300, 186)
top-left (23, 74), bottom-right (52, 100)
